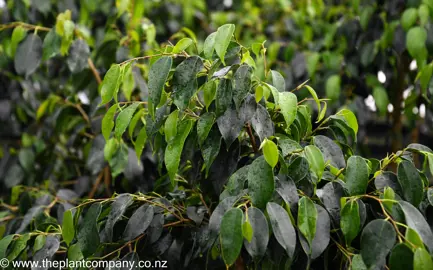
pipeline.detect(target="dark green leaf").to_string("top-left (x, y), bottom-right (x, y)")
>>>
top-left (397, 160), bottom-right (424, 207)
top-left (173, 56), bottom-right (203, 110)
top-left (217, 107), bottom-right (242, 149)
top-left (123, 205), bottom-right (154, 241)
top-left (248, 156), bottom-right (274, 209)
top-left (14, 34), bottom-right (42, 77)
top-left (298, 197), bottom-right (318, 249)
top-left (7, 234), bottom-right (30, 261)
top-left (266, 202), bottom-right (297, 258)
top-left (233, 65), bottom-right (253, 110)
top-left (340, 200), bottom-right (360, 245)
top-left (251, 104), bottom-right (274, 142)
top-left (78, 203), bottom-right (101, 258)
top-left (360, 219), bottom-right (396, 268)
top-left (220, 208), bottom-right (243, 266)
top-left (42, 29), bottom-right (61, 60)
top-left (101, 194), bottom-right (133, 242)
top-left (201, 127), bottom-right (222, 177)
top-left (67, 39), bottom-right (90, 73)
top-left (33, 236), bottom-right (60, 263)
top-left (148, 56), bottom-right (172, 109)
top-left (278, 135), bottom-right (302, 157)
top-left (313, 135), bottom-right (345, 168)
top-left (346, 156), bottom-right (369, 195)
top-left (216, 78), bottom-right (233, 116)
top-left (244, 207), bottom-right (269, 260)
top-left (0, 235), bottom-right (14, 259)
top-left (197, 112), bottom-right (215, 146)
top-left (389, 243), bottom-right (414, 270)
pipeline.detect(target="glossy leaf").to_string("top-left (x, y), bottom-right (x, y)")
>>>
top-left (215, 24), bottom-right (235, 65)
top-left (279, 92), bottom-right (298, 127)
top-left (340, 200), bottom-right (360, 245)
top-left (262, 139), bottom-right (279, 168)
top-left (220, 208), bottom-right (243, 267)
top-left (233, 65), bottom-right (253, 110)
top-left (389, 243), bottom-right (414, 270)
top-left (304, 145), bottom-right (325, 181)
top-left (78, 203), bottom-right (101, 258)
top-left (346, 156), bottom-right (369, 196)
top-left (62, 210), bottom-right (74, 246)
top-left (414, 248), bottom-right (433, 270)
top-left (173, 56), bottom-right (203, 110)
top-left (115, 103), bottom-right (140, 139)
top-left (123, 205), bottom-right (154, 241)
top-left (100, 64), bottom-right (121, 105)
top-left (298, 197), bottom-right (317, 249)
top-left (248, 156), bottom-right (274, 209)
top-left (149, 56), bottom-right (172, 110)
top-left (397, 160), bottom-right (424, 207)
top-left (244, 207), bottom-right (269, 259)
top-left (102, 104), bottom-right (117, 141)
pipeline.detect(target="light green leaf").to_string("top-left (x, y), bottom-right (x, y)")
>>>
top-left (271, 70), bottom-right (285, 92)
top-left (304, 85), bottom-right (322, 122)
top-left (0, 234), bottom-right (14, 259)
top-left (116, 0), bottom-right (129, 16)
top-left (115, 103), bottom-right (140, 139)
top-left (10, 26), bottom-right (27, 57)
top-left (243, 207), bottom-right (269, 259)
top-left (134, 126), bottom-right (147, 160)
top-left (306, 52), bottom-right (320, 77)
top-left (419, 5), bottom-right (430, 26)
top-left (345, 156), bottom-right (369, 195)
top-left (33, 235), bottom-right (46, 253)
top-left (340, 200), bottom-right (360, 245)
top-left (104, 138), bottom-right (119, 161)
top-left (62, 210), bottom-right (74, 246)
top-left (172, 38), bottom-right (193, 53)
top-left (164, 110), bottom-right (179, 142)
top-left (419, 63), bottom-right (433, 96)
top-left (373, 86), bottom-right (389, 116)
top-left (304, 145), bottom-right (325, 181)
top-left (242, 219), bottom-right (253, 243)
top-left (220, 208), bottom-right (243, 267)
top-left (7, 234), bottom-right (30, 261)
top-left (298, 197), bottom-right (318, 250)
top-left (406, 27), bottom-right (427, 60)
top-left (336, 109), bottom-right (358, 135)
top-left (414, 248), bottom-right (433, 270)
top-left (279, 92), bottom-right (298, 127)
top-left (100, 64), bottom-right (121, 105)
top-left (262, 139), bottom-right (279, 168)
top-left (203, 32), bottom-right (216, 59)
top-left (102, 104), bottom-right (117, 141)
top-left (401, 8), bottom-right (418, 31)
top-left (325, 75), bottom-right (341, 102)
top-left (215, 24), bottom-right (235, 65)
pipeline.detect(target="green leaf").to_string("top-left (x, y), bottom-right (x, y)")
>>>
top-left (406, 227), bottom-right (425, 249)
top-left (100, 194), bottom-right (133, 243)
top-left (360, 219), bottom-right (396, 268)
top-left (401, 8), bottom-right (418, 31)
top-left (242, 219), bottom-right (253, 243)
top-left (340, 200), bottom-right (360, 245)
top-left (165, 120), bottom-right (193, 185)
top-left (201, 127), bottom-right (222, 177)
top-left (216, 78), bottom-right (233, 117)
top-left (351, 254), bottom-right (368, 270)
top-left (104, 138), bottom-right (119, 161)
top-left (148, 56), bottom-right (172, 111)
top-left (373, 86), bottom-right (389, 116)
top-left (406, 27), bottom-right (427, 60)
top-left (399, 201), bottom-right (433, 252)
top-left (62, 210), bottom-right (74, 246)
top-left (243, 207), bottom-right (269, 259)
top-left (173, 56), bottom-right (203, 110)
top-left (278, 136), bottom-right (302, 157)
top-left (251, 104), bottom-right (274, 142)
top-left (306, 52), bottom-right (320, 77)
top-left (115, 103), bottom-right (140, 139)
top-left (116, 0), bottom-right (129, 16)
top-left (271, 70), bottom-right (285, 92)
top-left (10, 26), bottom-right (27, 57)
top-left (345, 156), bottom-right (369, 195)
top-left (14, 34), bottom-right (43, 77)
top-left (134, 126), bottom-right (147, 160)
top-left (335, 109), bottom-right (358, 135)
top-left (203, 80), bottom-right (217, 110)
top-left (279, 92), bottom-right (298, 127)
top-left (7, 234), bottom-right (30, 261)
top-left (233, 65), bottom-right (253, 110)
top-left (78, 203), bottom-right (101, 258)
top-left (100, 64), bottom-right (121, 105)
top-left (164, 110), bottom-right (179, 142)
top-left (304, 85), bottom-right (322, 122)
top-left (67, 39), bottom-right (90, 73)
top-left (68, 243), bottom-right (83, 264)
top-left (304, 145), bottom-right (325, 181)
top-left (248, 156), bottom-right (274, 209)
top-left (172, 38), bottom-right (193, 53)
top-left (298, 197), bottom-right (318, 250)
top-left (197, 112), bottom-right (215, 146)
top-left (220, 208), bottom-right (243, 267)
top-left (0, 234), bottom-right (14, 259)
top-left (389, 243), bottom-right (414, 270)
top-left (313, 135), bottom-right (346, 169)
top-left (266, 202), bottom-right (297, 258)
top-left (203, 32), bottom-right (216, 59)
top-left (419, 5), bottom-right (430, 26)
top-left (217, 107), bottom-right (243, 149)
top-left (262, 139), bottom-right (279, 168)
top-left (122, 62), bottom-right (135, 101)
top-left (42, 29), bottom-right (61, 60)
top-left (123, 205), bottom-right (154, 241)
top-left (102, 104), bottom-right (117, 141)
top-left (33, 235), bottom-right (46, 253)
top-left (397, 160), bottom-right (424, 207)
top-left (419, 63), bottom-right (433, 96)
top-left (215, 24), bottom-right (235, 65)
top-left (414, 248), bottom-right (433, 270)
top-left (129, 108), bottom-right (144, 138)
top-left (325, 75), bottom-right (341, 102)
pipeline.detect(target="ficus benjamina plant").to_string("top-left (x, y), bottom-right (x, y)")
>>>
top-left (1, 14), bottom-right (433, 270)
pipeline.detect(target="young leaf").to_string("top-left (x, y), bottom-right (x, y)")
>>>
top-left (266, 202), bottom-right (297, 258)
top-left (373, 86), bottom-right (389, 116)
top-left (164, 110), bottom-right (179, 143)
top-left (262, 139), bottom-right (279, 168)
top-left (102, 104), bottom-right (117, 141)
top-left (243, 207), bottom-right (269, 259)
top-left (100, 64), bottom-right (121, 105)
top-left (325, 75), bottom-right (341, 102)
top-left (10, 26), bottom-right (27, 57)
top-left (401, 8), bottom-right (418, 31)
top-left (62, 210), bottom-right (74, 246)
top-left (242, 219), bottom-right (253, 243)
top-left (298, 197), bottom-right (318, 250)
top-left (165, 120), bottom-right (193, 185)
top-left (203, 32), bottom-right (216, 59)
top-left (304, 145), bottom-right (325, 181)
top-left (220, 208), bottom-right (243, 267)
top-left (104, 138), bottom-right (119, 161)
top-left (271, 70), bottom-right (285, 92)
top-left (360, 219), bottom-right (396, 268)
top-left (397, 160), bottom-right (424, 207)
top-left (115, 103), bottom-right (140, 139)
top-left (345, 156), bottom-right (369, 195)
top-left (33, 235), bottom-right (46, 253)
top-left (335, 109), bottom-right (358, 135)
top-left (148, 56), bottom-right (172, 111)
top-left (172, 37), bottom-right (193, 53)
top-left (0, 235), bottom-right (14, 259)
top-left (134, 126), bottom-right (147, 160)
top-left (14, 34), bottom-right (43, 77)
top-left (406, 27), bottom-right (427, 60)
top-left (414, 248), bottom-right (433, 270)
top-left (278, 92), bottom-right (297, 128)
top-left (340, 200), bottom-right (360, 245)
top-left (215, 24), bottom-right (235, 65)
top-left (248, 156), bottom-right (274, 209)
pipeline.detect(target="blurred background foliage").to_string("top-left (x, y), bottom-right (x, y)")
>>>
top-left (1, 0), bottom-right (433, 204)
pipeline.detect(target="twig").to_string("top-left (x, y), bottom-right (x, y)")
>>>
top-left (104, 166), bottom-right (112, 197)
top-left (88, 170), bottom-right (104, 199)
top-left (199, 193), bottom-right (211, 216)
top-left (246, 123), bottom-right (258, 153)
top-left (0, 22), bottom-right (51, 32)
top-left (87, 58), bottom-right (102, 84)
top-left (118, 53), bottom-right (184, 66)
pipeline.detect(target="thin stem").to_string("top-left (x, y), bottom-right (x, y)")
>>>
top-left (246, 123), bottom-right (258, 153)
top-left (0, 22), bottom-right (51, 32)
top-left (87, 58), bottom-right (102, 84)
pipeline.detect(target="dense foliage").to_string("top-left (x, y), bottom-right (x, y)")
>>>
top-left (1, 1), bottom-right (433, 270)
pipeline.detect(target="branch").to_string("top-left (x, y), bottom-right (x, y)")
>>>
top-left (87, 58), bottom-right (102, 84)
top-left (246, 123), bottom-right (258, 153)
